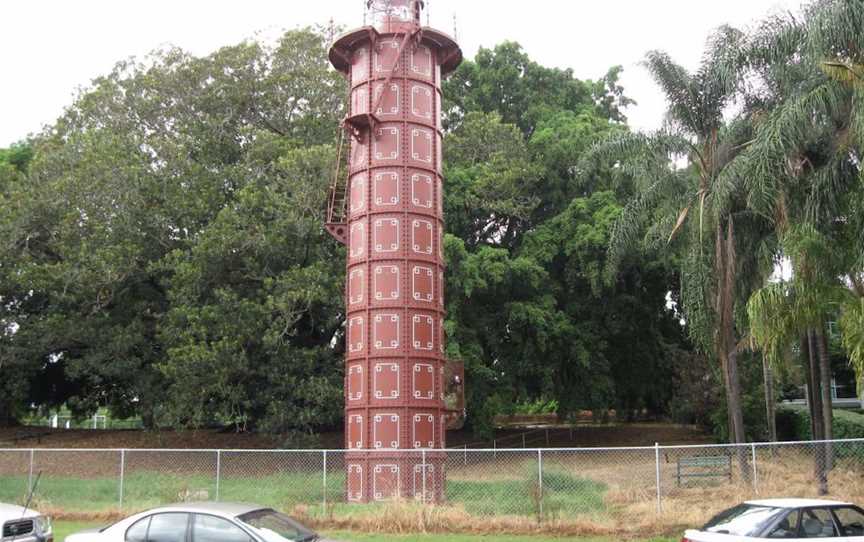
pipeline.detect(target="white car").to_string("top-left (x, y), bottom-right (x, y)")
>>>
top-left (0, 503), bottom-right (52, 542)
top-left (684, 499), bottom-right (864, 542)
top-left (66, 503), bottom-right (332, 542)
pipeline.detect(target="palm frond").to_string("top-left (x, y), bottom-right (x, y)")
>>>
top-left (840, 297), bottom-right (864, 393)
top-left (606, 167), bottom-right (690, 274)
top-left (643, 51), bottom-right (700, 134)
top-left (747, 281), bottom-right (797, 367)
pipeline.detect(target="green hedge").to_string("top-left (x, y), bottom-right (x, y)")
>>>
top-left (776, 406), bottom-right (864, 440)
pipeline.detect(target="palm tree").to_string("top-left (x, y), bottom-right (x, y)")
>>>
top-left (731, 0), bottom-right (864, 492)
top-left (583, 27), bottom-right (776, 446)
top-left (734, 0), bottom-right (864, 444)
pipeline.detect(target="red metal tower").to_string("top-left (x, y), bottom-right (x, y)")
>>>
top-left (325, 0), bottom-right (461, 502)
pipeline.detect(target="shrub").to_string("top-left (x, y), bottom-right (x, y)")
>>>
top-left (776, 406), bottom-right (864, 440)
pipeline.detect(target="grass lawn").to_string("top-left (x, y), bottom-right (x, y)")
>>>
top-left (55, 522), bottom-right (674, 542)
top-left (325, 533), bottom-right (676, 542)
top-left (54, 521), bottom-right (109, 541)
top-left (1, 466), bottom-right (606, 519)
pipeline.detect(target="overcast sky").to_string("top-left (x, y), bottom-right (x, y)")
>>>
top-left (1, 0), bottom-right (805, 147)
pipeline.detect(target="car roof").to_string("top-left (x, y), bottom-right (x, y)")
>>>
top-left (745, 498), bottom-right (853, 508)
top-left (142, 502), bottom-right (267, 517)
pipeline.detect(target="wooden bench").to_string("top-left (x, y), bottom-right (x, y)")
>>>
top-left (676, 455), bottom-right (732, 486)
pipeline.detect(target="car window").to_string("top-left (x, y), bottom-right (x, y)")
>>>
top-left (237, 509), bottom-right (315, 542)
top-left (148, 513), bottom-right (190, 542)
top-left (193, 515), bottom-right (252, 542)
top-left (703, 504), bottom-right (785, 536)
top-left (833, 507), bottom-right (864, 537)
top-left (800, 508), bottom-right (838, 538)
top-left (126, 517), bottom-right (151, 542)
top-left (768, 510), bottom-right (801, 539)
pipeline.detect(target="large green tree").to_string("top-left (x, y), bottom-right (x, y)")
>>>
top-left (0, 29), bottom-right (346, 435)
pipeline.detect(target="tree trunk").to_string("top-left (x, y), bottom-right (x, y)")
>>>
top-left (808, 329), bottom-right (828, 495)
top-left (816, 325), bottom-right (834, 470)
top-left (715, 220), bottom-right (747, 444)
top-left (763, 358), bottom-right (777, 442)
top-left (715, 220), bottom-right (750, 482)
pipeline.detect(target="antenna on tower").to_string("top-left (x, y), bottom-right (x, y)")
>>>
top-left (453, 13), bottom-right (458, 42)
top-left (426, 0), bottom-right (430, 25)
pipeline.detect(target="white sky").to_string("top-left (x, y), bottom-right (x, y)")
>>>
top-left (1, 0), bottom-right (804, 147)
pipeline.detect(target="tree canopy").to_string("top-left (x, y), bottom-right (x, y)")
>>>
top-left (0, 32), bottom-right (692, 438)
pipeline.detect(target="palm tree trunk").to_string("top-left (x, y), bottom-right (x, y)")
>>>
top-left (802, 335), bottom-right (818, 438)
top-left (816, 325), bottom-right (834, 470)
top-left (715, 220), bottom-right (750, 482)
top-left (808, 329), bottom-right (828, 494)
top-left (716, 221), bottom-right (747, 444)
top-left (763, 358), bottom-right (777, 442)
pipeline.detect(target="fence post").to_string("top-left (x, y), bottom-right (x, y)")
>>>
top-left (463, 444), bottom-right (467, 466)
top-left (655, 442), bottom-right (662, 514)
top-left (215, 450), bottom-right (222, 501)
top-left (493, 439), bottom-right (497, 459)
top-left (422, 449), bottom-right (427, 503)
top-left (322, 450), bottom-right (328, 510)
top-left (28, 449), bottom-right (34, 494)
top-left (751, 443), bottom-right (758, 493)
top-left (119, 449), bottom-right (126, 510)
top-left (545, 428), bottom-right (550, 446)
top-left (522, 433), bottom-right (526, 448)
top-left (537, 449), bottom-right (544, 518)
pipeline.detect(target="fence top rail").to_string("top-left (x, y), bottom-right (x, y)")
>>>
top-left (0, 438), bottom-right (863, 454)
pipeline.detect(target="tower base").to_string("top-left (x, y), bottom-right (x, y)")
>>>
top-left (345, 452), bottom-right (446, 503)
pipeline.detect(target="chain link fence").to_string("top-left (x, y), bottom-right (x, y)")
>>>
top-left (2, 439), bottom-right (863, 532)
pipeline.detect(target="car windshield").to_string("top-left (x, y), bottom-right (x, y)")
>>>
top-left (703, 504), bottom-right (785, 536)
top-left (236, 510), bottom-right (316, 542)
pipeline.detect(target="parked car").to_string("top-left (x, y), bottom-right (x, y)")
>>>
top-left (0, 503), bottom-right (53, 542)
top-left (683, 498), bottom-right (864, 541)
top-left (66, 503), bottom-right (328, 542)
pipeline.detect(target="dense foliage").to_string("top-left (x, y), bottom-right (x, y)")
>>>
top-left (0, 31), bottom-right (692, 437)
top-left (777, 406), bottom-right (864, 441)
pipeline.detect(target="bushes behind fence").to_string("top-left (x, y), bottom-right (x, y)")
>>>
top-left (777, 406), bottom-right (864, 440)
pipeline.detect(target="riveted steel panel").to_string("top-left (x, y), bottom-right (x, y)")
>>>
top-left (411, 264), bottom-right (434, 304)
top-left (373, 463), bottom-right (400, 500)
top-left (412, 412), bottom-right (435, 449)
top-left (347, 363), bottom-right (364, 402)
top-left (373, 216), bottom-right (400, 255)
top-left (372, 412), bottom-right (400, 449)
top-left (412, 362), bottom-right (435, 400)
top-left (347, 463), bottom-right (364, 502)
top-left (373, 362), bottom-right (400, 400)
top-left (373, 81), bottom-right (401, 117)
top-left (349, 172), bottom-right (367, 217)
top-left (410, 172), bottom-right (434, 211)
top-left (410, 83), bottom-right (434, 123)
top-left (351, 84), bottom-right (369, 116)
top-left (348, 266), bottom-right (365, 308)
top-left (374, 38), bottom-right (402, 76)
top-left (371, 169), bottom-right (400, 210)
top-left (372, 124), bottom-right (400, 163)
top-left (351, 46), bottom-right (370, 86)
